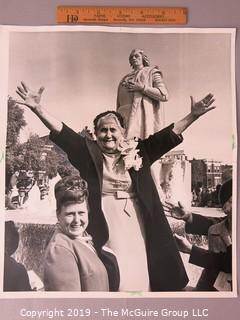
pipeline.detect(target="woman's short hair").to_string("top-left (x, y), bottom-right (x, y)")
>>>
top-left (129, 49), bottom-right (150, 68)
top-left (93, 111), bottom-right (125, 131)
top-left (55, 175), bottom-right (88, 211)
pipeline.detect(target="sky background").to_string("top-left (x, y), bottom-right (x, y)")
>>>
top-left (7, 27), bottom-right (235, 164)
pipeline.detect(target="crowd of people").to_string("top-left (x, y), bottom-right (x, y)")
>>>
top-left (5, 168), bottom-right (60, 213)
top-left (192, 185), bottom-right (222, 208)
top-left (4, 49), bottom-right (233, 293)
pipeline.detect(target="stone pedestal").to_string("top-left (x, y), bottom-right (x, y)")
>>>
top-left (159, 150), bottom-right (192, 208)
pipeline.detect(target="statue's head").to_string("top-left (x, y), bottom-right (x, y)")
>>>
top-left (129, 49), bottom-right (150, 69)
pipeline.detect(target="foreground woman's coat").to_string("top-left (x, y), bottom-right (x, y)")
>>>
top-left (50, 123), bottom-right (189, 291)
top-left (44, 230), bottom-right (110, 291)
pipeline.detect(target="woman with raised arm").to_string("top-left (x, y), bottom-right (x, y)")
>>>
top-left (16, 82), bottom-right (215, 291)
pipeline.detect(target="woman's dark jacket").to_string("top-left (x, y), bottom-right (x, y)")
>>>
top-left (50, 123), bottom-right (189, 291)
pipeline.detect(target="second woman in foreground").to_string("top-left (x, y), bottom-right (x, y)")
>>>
top-left (44, 175), bottom-right (119, 291)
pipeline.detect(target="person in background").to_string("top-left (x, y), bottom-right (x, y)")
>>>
top-left (164, 178), bottom-right (232, 291)
top-left (4, 221), bottom-right (32, 291)
top-left (44, 175), bottom-right (119, 291)
top-left (8, 166), bottom-right (20, 193)
top-left (11, 186), bottom-right (29, 209)
top-left (5, 192), bottom-right (16, 210)
top-left (39, 185), bottom-right (48, 200)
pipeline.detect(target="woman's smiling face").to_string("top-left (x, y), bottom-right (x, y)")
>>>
top-left (57, 201), bottom-right (89, 238)
top-left (95, 118), bottom-right (124, 154)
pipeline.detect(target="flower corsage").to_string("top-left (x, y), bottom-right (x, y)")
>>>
top-left (117, 138), bottom-right (143, 171)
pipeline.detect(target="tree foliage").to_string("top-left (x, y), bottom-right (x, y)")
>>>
top-left (6, 97), bottom-right (26, 148)
top-left (6, 98), bottom-right (27, 187)
top-left (20, 134), bottom-right (59, 177)
top-left (5, 97), bottom-right (79, 191)
top-left (191, 158), bottom-right (207, 190)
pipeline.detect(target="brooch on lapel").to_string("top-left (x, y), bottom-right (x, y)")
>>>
top-left (117, 138), bottom-right (143, 171)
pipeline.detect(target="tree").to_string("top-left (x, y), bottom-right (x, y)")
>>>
top-left (6, 97), bottom-right (26, 148)
top-left (5, 99), bottom-right (59, 189)
top-left (190, 158), bottom-right (207, 191)
top-left (6, 98), bottom-right (27, 189)
top-left (5, 98), bottom-right (79, 192)
top-left (40, 135), bottom-right (79, 177)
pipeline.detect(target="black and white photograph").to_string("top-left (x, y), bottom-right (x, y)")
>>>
top-left (0, 26), bottom-right (236, 297)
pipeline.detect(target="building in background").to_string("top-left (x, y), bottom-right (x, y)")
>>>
top-left (205, 160), bottom-right (222, 188)
top-left (191, 159), bottom-right (232, 189)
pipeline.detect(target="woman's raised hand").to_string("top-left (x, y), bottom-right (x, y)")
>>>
top-left (15, 82), bottom-right (62, 133)
top-left (16, 82), bottom-right (45, 110)
top-left (191, 93), bottom-right (215, 119)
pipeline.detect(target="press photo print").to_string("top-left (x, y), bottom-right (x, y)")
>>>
top-left (0, 26), bottom-right (236, 297)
